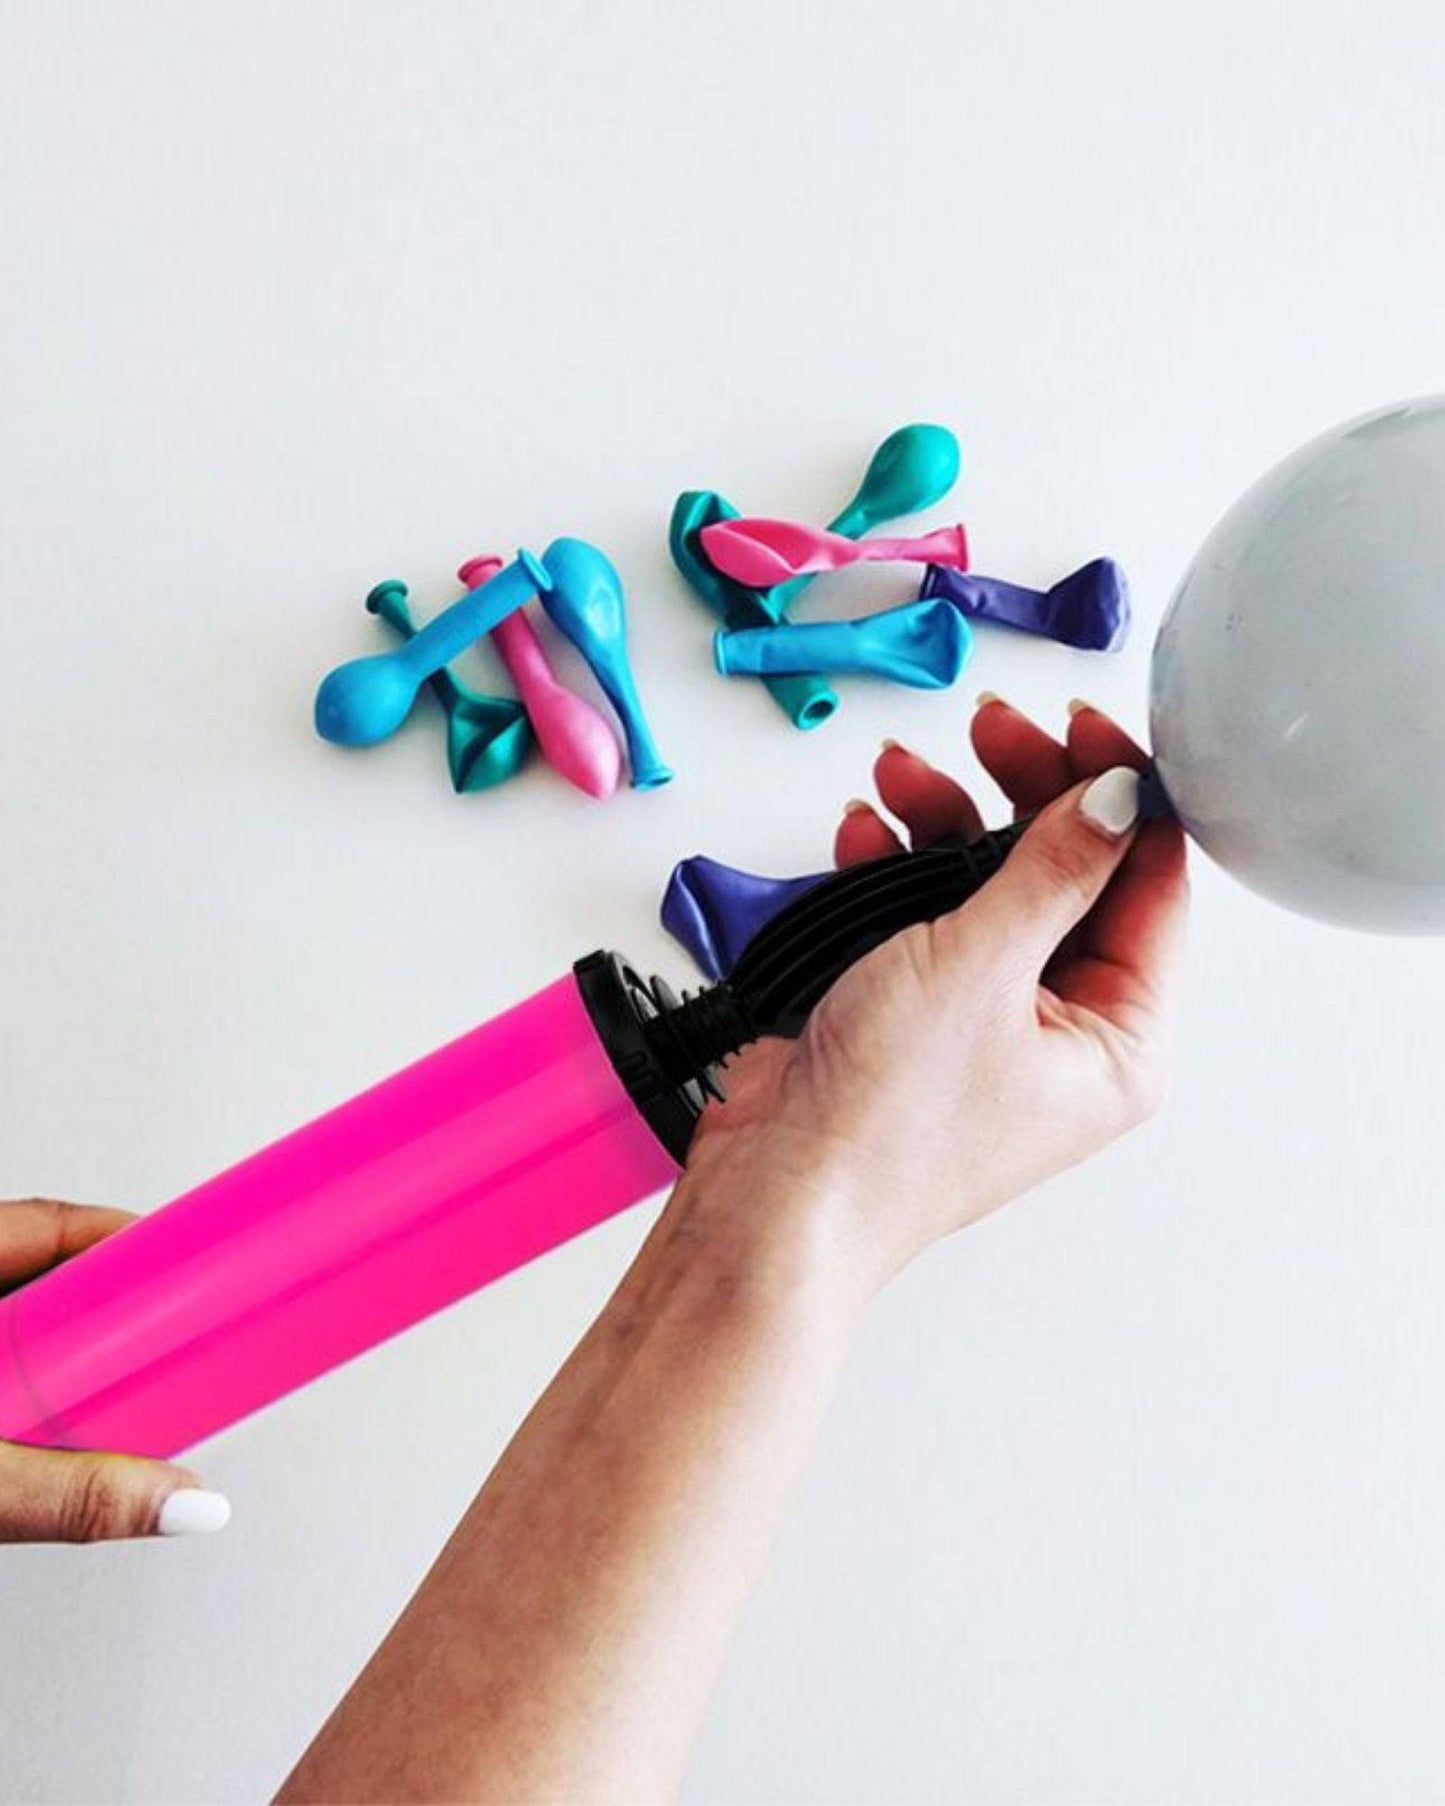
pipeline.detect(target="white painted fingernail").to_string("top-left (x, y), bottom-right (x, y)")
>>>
top-left (1079, 766), bottom-right (1140, 837)
top-left (158, 1489), bottom-right (231, 1537)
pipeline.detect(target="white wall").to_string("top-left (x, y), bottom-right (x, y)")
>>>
top-left (2, 2), bottom-right (1443, 1798)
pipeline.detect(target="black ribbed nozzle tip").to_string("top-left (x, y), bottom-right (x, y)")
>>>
top-left (574, 951), bottom-right (755, 1165)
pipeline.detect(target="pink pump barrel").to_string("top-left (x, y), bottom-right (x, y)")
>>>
top-left (0, 976), bottom-right (677, 1458)
top-left (699, 518), bottom-right (970, 588)
top-left (458, 555), bottom-right (622, 800)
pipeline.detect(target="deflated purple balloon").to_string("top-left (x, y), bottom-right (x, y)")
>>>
top-left (661, 855), bottom-right (831, 978)
top-left (920, 557), bottom-right (1130, 652)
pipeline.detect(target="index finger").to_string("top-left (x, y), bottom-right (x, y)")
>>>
top-left (1062, 704), bottom-right (1188, 997)
top-left (1065, 816), bottom-right (1190, 1025)
top-left (970, 697), bottom-right (1072, 814)
top-left (1064, 701), bottom-right (1151, 777)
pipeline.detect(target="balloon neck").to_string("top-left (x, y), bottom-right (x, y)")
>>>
top-left (827, 500), bottom-right (873, 539)
top-left (1138, 764), bottom-right (1175, 820)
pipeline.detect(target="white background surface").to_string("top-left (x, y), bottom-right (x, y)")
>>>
top-left (2, 2), bottom-right (1444, 1800)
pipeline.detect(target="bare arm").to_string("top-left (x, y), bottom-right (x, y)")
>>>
top-left (281, 1161), bottom-right (862, 1803)
top-left (280, 703), bottom-right (1188, 1803)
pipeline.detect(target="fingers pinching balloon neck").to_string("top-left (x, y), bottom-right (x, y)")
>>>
top-left (364, 580), bottom-right (531, 792)
top-left (456, 556), bottom-right (622, 801)
top-left (538, 537), bottom-right (673, 791)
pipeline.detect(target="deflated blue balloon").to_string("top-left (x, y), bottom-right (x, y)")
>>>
top-left (714, 598), bottom-right (972, 691)
top-left (539, 537), bottom-right (674, 791)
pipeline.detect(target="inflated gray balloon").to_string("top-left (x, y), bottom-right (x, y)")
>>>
top-left (1150, 395), bottom-right (1445, 932)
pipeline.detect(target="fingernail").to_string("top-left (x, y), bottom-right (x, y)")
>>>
top-left (976, 691), bottom-right (1006, 709)
top-left (842, 797), bottom-right (874, 816)
top-left (1079, 766), bottom-right (1140, 837)
top-left (158, 1489), bottom-right (232, 1537)
top-left (1066, 697), bottom-right (1095, 718)
top-left (879, 736), bottom-right (914, 756)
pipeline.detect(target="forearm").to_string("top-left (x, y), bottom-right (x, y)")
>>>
top-left (279, 1158), bottom-right (868, 1804)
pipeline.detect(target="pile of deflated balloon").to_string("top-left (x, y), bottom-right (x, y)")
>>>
top-left (313, 540), bottom-right (672, 799)
top-left (668, 424), bottom-right (1130, 719)
top-left (311, 400), bottom-right (1445, 969)
top-left (313, 427), bottom-right (1122, 807)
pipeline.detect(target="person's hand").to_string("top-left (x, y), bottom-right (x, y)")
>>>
top-left (682, 698), bottom-right (1189, 1301)
top-left (0, 1199), bottom-right (230, 1544)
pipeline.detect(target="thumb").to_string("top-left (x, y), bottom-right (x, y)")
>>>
top-left (0, 1438), bottom-right (231, 1544)
top-left (963, 766), bottom-right (1142, 968)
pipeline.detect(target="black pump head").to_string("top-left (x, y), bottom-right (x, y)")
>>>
top-left (577, 819), bottom-right (1029, 1162)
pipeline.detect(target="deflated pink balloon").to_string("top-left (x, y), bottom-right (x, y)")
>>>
top-left (699, 518), bottom-right (970, 588)
top-left (458, 556), bottom-right (622, 800)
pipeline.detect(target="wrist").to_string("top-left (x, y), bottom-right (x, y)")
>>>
top-left (664, 1129), bottom-right (885, 1332)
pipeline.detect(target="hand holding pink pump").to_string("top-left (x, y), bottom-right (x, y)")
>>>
top-left (457, 556), bottom-right (622, 800)
top-left (699, 518), bottom-right (970, 587)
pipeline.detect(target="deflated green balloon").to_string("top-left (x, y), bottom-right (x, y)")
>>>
top-left (366, 581), bottom-right (532, 794)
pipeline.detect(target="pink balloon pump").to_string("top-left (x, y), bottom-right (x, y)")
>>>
top-left (699, 518), bottom-right (970, 589)
top-left (457, 556), bottom-right (622, 801)
top-left (0, 825), bottom-right (1033, 1460)
top-left (0, 973), bottom-right (679, 1458)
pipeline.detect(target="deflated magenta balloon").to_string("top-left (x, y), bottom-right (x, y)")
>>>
top-left (700, 518), bottom-right (969, 589)
top-left (714, 598), bottom-right (972, 691)
top-left (1150, 394), bottom-right (1445, 932)
top-left (920, 558), bottom-right (1130, 652)
top-left (457, 556), bottom-right (622, 801)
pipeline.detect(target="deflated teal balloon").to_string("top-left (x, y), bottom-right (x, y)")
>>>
top-left (1150, 395), bottom-right (1445, 932)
